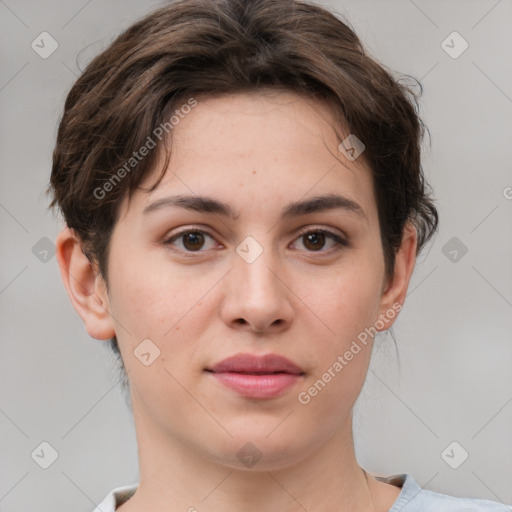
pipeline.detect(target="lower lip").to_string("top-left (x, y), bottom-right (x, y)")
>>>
top-left (209, 372), bottom-right (303, 399)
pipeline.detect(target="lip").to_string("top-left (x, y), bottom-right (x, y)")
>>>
top-left (206, 353), bottom-right (305, 399)
top-left (209, 353), bottom-right (304, 374)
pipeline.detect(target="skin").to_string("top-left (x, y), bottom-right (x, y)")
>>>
top-left (56, 90), bottom-right (417, 512)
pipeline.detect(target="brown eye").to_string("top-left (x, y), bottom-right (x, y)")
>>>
top-left (182, 231), bottom-right (205, 251)
top-left (164, 229), bottom-right (217, 252)
top-left (292, 229), bottom-right (348, 253)
top-left (302, 231), bottom-right (326, 251)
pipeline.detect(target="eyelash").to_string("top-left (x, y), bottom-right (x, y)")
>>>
top-left (163, 226), bottom-right (349, 255)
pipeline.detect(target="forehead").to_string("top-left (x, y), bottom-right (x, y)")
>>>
top-left (119, 91), bottom-right (377, 223)
top-left (169, 90), bottom-right (343, 161)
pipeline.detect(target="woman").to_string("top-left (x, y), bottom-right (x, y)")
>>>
top-left (48, 0), bottom-right (508, 510)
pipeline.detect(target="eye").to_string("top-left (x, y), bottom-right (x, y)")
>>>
top-left (291, 228), bottom-right (348, 253)
top-left (163, 227), bottom-right (349, 255)
top-left (163, 229), bottom-right (218, 252)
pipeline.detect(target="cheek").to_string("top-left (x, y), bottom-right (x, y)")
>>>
top-left (296, 270), bottom-right (380, 421)
top-left (309, 257), bottom-right (384, 339)
top-left (107, 250), bottom-right (196, 333)
top-left (298, 254), bottom-right (383, 406)
top-left (107, 250), bottom-right (219, 379)
top-left (107, 255), bottom-right (206, 405)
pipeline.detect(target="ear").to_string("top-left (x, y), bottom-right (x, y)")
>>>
top-left (55, 227), bottom-right (115, 340)
top-left (376, 222), bottom-right (417, 331)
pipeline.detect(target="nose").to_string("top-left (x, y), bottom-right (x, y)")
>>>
top-left (220, 245), bottom-right (294, 334)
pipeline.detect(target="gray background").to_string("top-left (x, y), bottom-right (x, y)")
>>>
top-left (1, 0), bottom-right (511, 511)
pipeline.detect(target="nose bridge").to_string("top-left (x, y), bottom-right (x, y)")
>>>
top-left (234, 234), bottom-right (281, 299)
top-left (224, 233), bottom-right (293, 331)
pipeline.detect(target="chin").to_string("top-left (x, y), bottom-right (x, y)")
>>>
top-left (204, 430), bottom-right (314, 472)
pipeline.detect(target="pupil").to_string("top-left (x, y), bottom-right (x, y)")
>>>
top-left (305, 232), bottom-right (324, 250)
top-left (184, 232), bottom-right (203, 250)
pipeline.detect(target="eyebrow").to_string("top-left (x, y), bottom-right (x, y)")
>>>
top-left (143, 193), bottom-right (367, 221)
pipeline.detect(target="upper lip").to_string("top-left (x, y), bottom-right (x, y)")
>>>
top-left (207, 353), bottom-right (304, 375)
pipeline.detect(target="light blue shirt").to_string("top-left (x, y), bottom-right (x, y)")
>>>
top-left (93, 473), bottom-right (511, 511)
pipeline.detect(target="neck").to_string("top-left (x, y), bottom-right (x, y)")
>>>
top-left (119, 406), bottom-right (377, 512)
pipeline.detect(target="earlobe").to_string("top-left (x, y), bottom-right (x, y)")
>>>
top-left (376, 222), bottom-right (418, 330)
top-left (55, 227), bottom-right (116, 340)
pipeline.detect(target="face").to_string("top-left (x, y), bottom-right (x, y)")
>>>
top-left (91, 91), bottom-right (409, 470)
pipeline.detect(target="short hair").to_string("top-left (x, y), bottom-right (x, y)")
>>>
top-left (48, 0), bottom-right (438, 369)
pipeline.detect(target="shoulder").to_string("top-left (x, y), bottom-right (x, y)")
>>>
top-left (92, 484), bottom-right (137, 512)
top-left (380, 473), bottom-right (511, 512)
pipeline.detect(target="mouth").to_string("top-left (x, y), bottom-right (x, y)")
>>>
top-left (206, 352), bottom-right (305, 374)
top-left (205, 353), bottom-right (305, 399)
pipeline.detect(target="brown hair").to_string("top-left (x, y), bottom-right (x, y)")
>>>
top-left (48, 0), bottom-right (438, 367)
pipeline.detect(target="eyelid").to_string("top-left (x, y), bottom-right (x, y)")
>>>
top-left (292, 226), bottom-right (349, 252)
top-left (163, 225), bottom-right (217, 246)
top-left (294, 225), bottom-right (348, 242)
